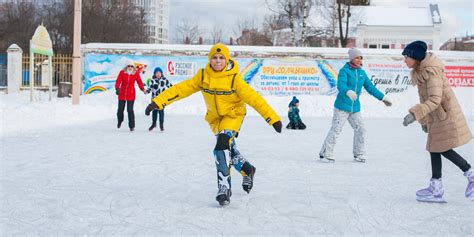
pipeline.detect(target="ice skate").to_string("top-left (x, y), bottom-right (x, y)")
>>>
top-left (148, 123), bottom-right (156, 131)
top-left (319, 155), bottom-right (335, 163)
top-left (216, 185), bottom-right (232, 206)
top-left (416, 178), bottom-right (446, 203)
top-left (242, 165), bottom-right (256, 193)
top-left (354, 155), bottom-right (366, 163)
top-left (464, 168), bottom-right (474, 200)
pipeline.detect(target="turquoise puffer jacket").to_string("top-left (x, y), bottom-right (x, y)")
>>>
top-left (334, 63), bottom-right (384, 113)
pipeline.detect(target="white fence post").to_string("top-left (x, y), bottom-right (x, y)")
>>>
top-left (41, 59), bottom-right (50, 87)
top-left (6, 44), bottom-right (23, 94)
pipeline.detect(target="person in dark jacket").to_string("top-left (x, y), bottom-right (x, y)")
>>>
top-left (115, 59), bottom-right (146, 131)
top-left (146, 67), bottom-right (172, 132)
top-left (286, 96), bottom-right (306, 130)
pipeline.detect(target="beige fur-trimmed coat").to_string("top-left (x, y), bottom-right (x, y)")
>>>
top-left (409, 53), bottom-right (472, 152)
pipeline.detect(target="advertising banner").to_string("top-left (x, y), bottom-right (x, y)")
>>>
top-left (83, 54), bottom-right (473, 95)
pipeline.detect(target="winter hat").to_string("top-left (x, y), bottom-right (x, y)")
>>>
top-left (348, 48), bottom-right (363, 61)
top-left (208, 43), bottom-right (231, 63)
top-left (289, 96), bottom-right (299, 107)
top-left (402, 40), bottom-right (427, 61)
top-left (153, 67), bottom-right (163, 78)
top-left (125, 59), bottom-right (135, 67)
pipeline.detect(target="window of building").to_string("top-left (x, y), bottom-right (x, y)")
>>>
top-left (369, 44), bottom-right (377, 49)
top-left (381, 44), bottom-right (389, 49)
top-left (401, 44), bottom-right (405, 49)
top-left (363, 43), bottom-right (368, 48)
top-left (428, 44), bottom-right (433, 50)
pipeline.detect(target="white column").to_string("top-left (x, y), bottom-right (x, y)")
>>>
top-left (72, 0), bottom-right (82, 105)
top-left (6, 44), bottom-right (23, 94)
top-left (41, 59), bottom-right (50, 87)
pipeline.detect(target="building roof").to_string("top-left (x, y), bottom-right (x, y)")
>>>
top-left (355, 6), bottom-right (434, 27)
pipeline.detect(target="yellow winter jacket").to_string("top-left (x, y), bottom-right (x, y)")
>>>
top-left (152, 60), bottom-right (280, 134)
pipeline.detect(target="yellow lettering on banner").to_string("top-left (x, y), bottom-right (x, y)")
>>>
top-left (261, 66), bottom-right (318, 75)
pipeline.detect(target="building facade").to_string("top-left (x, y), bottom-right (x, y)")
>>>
top-left (133, 0), bottom-right (169, 44)
top-left (355, 4), bottom-right (442, 50)
top-left (440, 36), bottom-right (474, 51)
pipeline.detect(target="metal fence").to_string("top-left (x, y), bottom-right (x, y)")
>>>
top-left (21, 54), bottom-right (72, 88)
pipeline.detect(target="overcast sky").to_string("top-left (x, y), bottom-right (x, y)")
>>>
top-left (169, 0), bottom-right (473, 44)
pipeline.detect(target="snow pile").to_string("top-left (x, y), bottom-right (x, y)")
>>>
top-left (1, 87), bottom-right (472, 135)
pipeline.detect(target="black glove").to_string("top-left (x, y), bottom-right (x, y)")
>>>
top-left (145, 102), bottom-right (158, 116)
top-left (421, 124), bottom-right (428, 133)
top-left (403, 113), bottom-right (416, 126)
top-left (272, 121), bottom-right (282, 133)
top-left (115, 88), bottom-right (119, 95)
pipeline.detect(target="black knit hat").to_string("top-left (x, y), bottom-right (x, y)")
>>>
top-left (402, 40), bottom-right (427, 61)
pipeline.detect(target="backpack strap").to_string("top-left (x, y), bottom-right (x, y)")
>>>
top-left (231, 73), bottom-right (237, 90)
top-left (201, 68), bottom-right (204, 83)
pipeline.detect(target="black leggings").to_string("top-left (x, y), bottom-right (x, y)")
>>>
top-left (152, 109), bottom-right (165, 128)
top-left (117, 100), bottom-right (135, 128)
top-left (431, 149), bottom-right (471, 179)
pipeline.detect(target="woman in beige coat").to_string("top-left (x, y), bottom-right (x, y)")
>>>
top-left (402, 40), bottom-right (473, 203)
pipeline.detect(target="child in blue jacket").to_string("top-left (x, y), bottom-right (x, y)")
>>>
top-left (286, 96), bottom-right (306, 130)
top-left (319, 48), bottom-right (392, 162)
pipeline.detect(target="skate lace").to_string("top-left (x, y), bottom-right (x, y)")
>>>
top-left (218, 185), bottom-right (228, 195)
top-left (242, 176), bottom-right (252, 186)
top-left (429, 181), bottom-right (443, 195)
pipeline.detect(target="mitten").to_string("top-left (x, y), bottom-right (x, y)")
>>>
top-left (382, 96), bottom-right (392, 107)
top-left (421, 124), bottom-right (428, 133)
top-left (272, 121), bottom-right (282, 133)
top-left (403, 113), bottom-right (416, 126)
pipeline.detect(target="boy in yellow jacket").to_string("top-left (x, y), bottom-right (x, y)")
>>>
top-left (145, 43), bottom-right (282, 206)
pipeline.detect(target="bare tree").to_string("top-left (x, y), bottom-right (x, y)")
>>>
top-left (265, 0), bottom-right (313, 46)
top-left (210, 24), bottom-right (224, 44)
top-left (233, 18), bottom-right (257, 40)
top-left (0, 1), bottom-right (39, 52)
top-left (335, 0), bottom-right (370, 47)
top-left (0, 0), bottom-right (149, 53)
top-left (337, 0), bottom-right (351, 47)
top-left (262, 13), bottom-right (288, 44)
top-left (82, 0), bottom-right (148, 44)
top-left (40, 0), bottom-right (74, 53)
top-left (298, 0), bottom-right (311, 46)
top-left (175, 18), bottom-right (202, 44)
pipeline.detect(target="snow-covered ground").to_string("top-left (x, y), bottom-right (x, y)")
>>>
top-left (1, 90), bottom-right (473, 236)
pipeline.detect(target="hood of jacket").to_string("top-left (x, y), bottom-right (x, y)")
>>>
top-left (205, 58), bottom-right (240, 78)
top-left (411, 52), bottom-right (445, 86)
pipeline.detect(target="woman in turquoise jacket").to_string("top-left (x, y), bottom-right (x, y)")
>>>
top-left (319, 48), bottom-right (392, 162)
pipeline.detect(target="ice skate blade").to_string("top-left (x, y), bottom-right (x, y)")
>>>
top-left (218, 200), bottom-right (230, 206)
top-left (319, 158), bottom-right (335, 163)
top-left (353, 159), bottom-right (366, 163)
top-left (216, 193), bottom-right (230, 206)
top-left (416, 196), bottom-right (447, 203)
